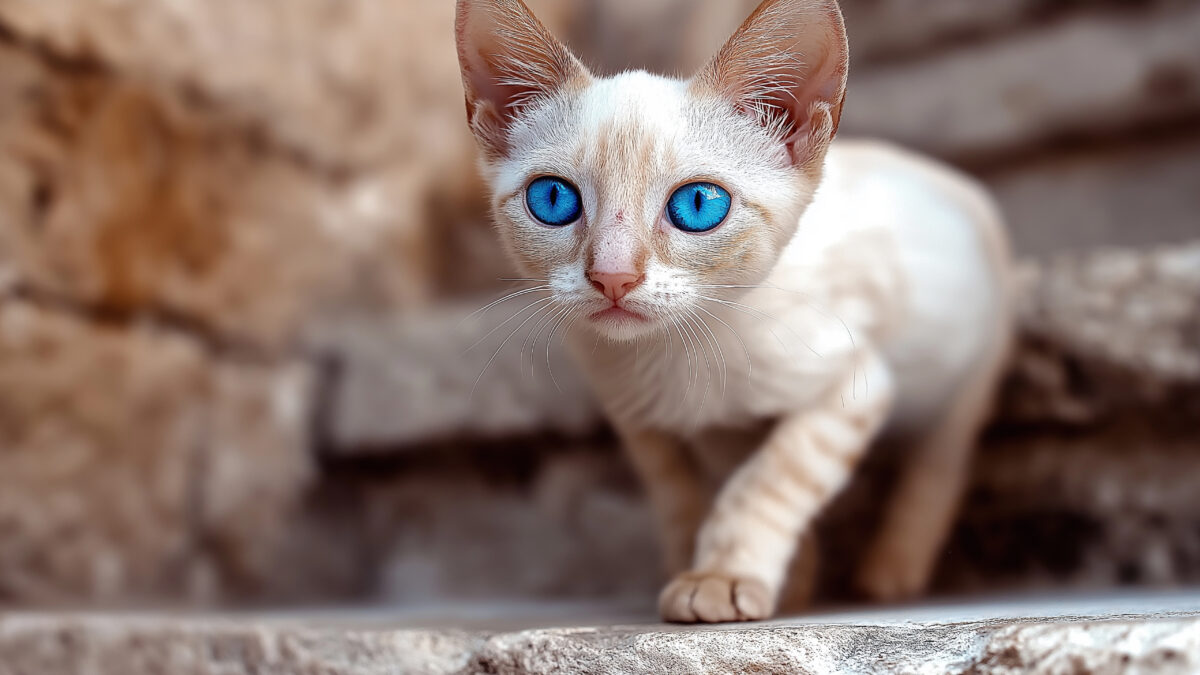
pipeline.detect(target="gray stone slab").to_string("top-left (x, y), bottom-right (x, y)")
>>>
top-left (2, 593), bottom-right (1199, 674)
top-left (841, 4), bottom-right (1200, 162)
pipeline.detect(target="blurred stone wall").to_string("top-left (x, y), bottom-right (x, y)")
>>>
top-left (0, 0), bottom-right (1196, 609)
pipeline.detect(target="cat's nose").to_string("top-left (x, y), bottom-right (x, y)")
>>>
top-left (589, 271), bottom-right (644, 302)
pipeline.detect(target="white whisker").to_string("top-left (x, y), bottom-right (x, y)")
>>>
top-left (470, 299), bottom-right (559, 402)
top-left (544, 306), bottom-right (576, 393)
top-left (465, 295), bottom-right (555, 354)
top-left (695, 305), bottom-right (752, 379)
top-left (460, 286), bottom-right (551, 328)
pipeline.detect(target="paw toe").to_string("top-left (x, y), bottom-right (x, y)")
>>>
top-left (659, 572), bottom-right (774, 623)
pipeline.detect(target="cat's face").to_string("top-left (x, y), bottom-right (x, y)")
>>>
top-left (457, 0), bottom-right (848, 342)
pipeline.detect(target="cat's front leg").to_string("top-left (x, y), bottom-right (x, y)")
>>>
top-left (617, 428), bottom-right (712, 576)
top-left (660, 352), bottom-right (895, 623)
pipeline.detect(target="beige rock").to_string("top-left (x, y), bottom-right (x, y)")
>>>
top-left (311, 301), bottom-right (599, 452)
top-left (0, 298), bottom-right (313, 604)
top-left (0, 0), bottom-right (553, 346)
top-left (0, 600), bottom-right (1198, 675)
top-left (840, 3), bottom-right (1200, 162)
top-left (1002, 242), bottom-right (1200, 424)
top-left (987, 134), bottom-right (1200, 257)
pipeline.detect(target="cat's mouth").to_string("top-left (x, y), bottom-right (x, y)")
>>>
top-left (589, 305), bottom-right (648, 324)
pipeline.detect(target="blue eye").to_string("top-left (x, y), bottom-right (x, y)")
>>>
top-left (526, 176), bottom-right (582, 226)
top-left (667, 182), bottom-right (732, 233)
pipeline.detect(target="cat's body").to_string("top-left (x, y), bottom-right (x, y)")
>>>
top-left (572, 131), bottom-right (1012, 609)
top-left (577, 135), bottom-right (1008, 435)
top-left (457, 0), bottom-right (1013, 622)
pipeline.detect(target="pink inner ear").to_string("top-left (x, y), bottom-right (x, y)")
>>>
top-left (456, 0), bottom-right (590, 155)
top-left (694, 0), bottom-right (848, 167)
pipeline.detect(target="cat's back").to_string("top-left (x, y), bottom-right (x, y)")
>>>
top-left (785, 139), bottom-right (1014, 429)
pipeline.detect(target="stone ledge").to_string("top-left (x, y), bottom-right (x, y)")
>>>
top-left (1, 595), bottom-right (1198, 674)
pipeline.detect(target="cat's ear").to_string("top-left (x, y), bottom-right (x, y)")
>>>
top-left (456, 0), bottom-right (591, 158)
top-left (692, 0), bottom-right (849, 169)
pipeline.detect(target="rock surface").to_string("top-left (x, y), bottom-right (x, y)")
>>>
top-left (988, 132), bottom-right (1200, 258)
top-left (840, 2), bottom-right (1200, 163)
top-left (1, 596), bottom-right (1199, 674)
top-left (0, 298), bottom-right (314, 604)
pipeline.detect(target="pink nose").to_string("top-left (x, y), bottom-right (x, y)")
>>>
top-left (589, 271), bottom-right (644, 302)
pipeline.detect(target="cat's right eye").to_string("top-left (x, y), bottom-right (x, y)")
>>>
top-left (667, 182), bottom-right (732, 233)
top-left (526, 176), bottom-right (583, 227)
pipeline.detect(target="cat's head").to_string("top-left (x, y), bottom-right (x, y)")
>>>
top-left (456, 0), bottom-right (848, 341)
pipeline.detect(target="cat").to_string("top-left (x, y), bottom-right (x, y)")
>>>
top-left (455, 0), bottom-right (1014, 622)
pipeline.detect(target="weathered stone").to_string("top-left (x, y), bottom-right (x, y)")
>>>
top-left (986, 133), bottom-right (1200, 257)
top-left (0, 0), bottom-right (579, 347)
top-left (0, 598), bottom-right (1198, 674)
top-left (0, 41), bottom-right (434, 348)
top-left (840, 0), bottom-right (1095, 64)
top-left (0, 0), bottom-right (477, 169)
top-left (0, 298), bottom-right (313, 604)
top-left (364, 444), bottom-right (657, 604)
top-left (1002, 242), bottom-right (1200, 424)
top-left (312, 302), bottom-right (600, 452)
top-left (840, 3), bottom-right (1200, 162)
top-left (571, 0), bottom-right (1065, 74)
top-left (931, 242), bottom-right (1200, 594)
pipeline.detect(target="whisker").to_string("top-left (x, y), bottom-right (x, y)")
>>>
top-left (689, 309), bottom-right (727, 399)
top-left (470, 301), bottom-right (558, 402)
top-left (459, 286), bottom-right (551, 328)
top-left (545, 307), bottom-right (579, 394)
top-left (672, 320), bottom-right (697, 403)
top-left (695, 305), bottom-right (752, 379)
top-left (523, 302), bottom-right (568, 382)
top-left (698, 296), bottom-right (797, 356)
top-left (698, 282), bottom-right (867, 399)
top-left (682, 313), bottom-right (713, 419)
top-left (465, 296), bottom-right (555, 354)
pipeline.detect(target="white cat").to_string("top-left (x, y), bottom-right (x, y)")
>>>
top-left (456, 0), bottom-right (1013, 622)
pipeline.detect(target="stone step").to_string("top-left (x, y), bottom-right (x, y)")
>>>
top-left (2, 593), bottom-right (1198, 674)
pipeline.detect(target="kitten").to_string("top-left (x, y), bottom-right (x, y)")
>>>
top-left (456, 0), bottom-right (1013, 622)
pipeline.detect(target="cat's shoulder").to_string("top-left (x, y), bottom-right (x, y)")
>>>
top-left (820, 139), bottom-right (1000, 227)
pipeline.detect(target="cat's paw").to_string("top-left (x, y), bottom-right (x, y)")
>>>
top-left (658, 571), bottom-right (774, 623)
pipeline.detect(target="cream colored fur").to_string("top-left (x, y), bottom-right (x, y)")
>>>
top-left (457, 0), bottom-right (1013, 622)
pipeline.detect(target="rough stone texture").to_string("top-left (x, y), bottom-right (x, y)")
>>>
top-left (987, 131), bottom-right (1200, 258)
top-left (0, 37), bottom-right (426, 349)
top-left (1003, 243), bottom-right (1200, 422)
top-left (364, 443), bottom-right (657, 604)
top-left (312, 302), bottom-right (599, 451)
top-left (1, 598), bottom-right (1198, 674)
top-left (0, 0), bottom-right (575, 347)
top-left (932, 242), bottom-right (1200, 594)
top-left (0, 298), bottom-right (314, 604)
top-left (840, 2), bottom-right (1200, 163)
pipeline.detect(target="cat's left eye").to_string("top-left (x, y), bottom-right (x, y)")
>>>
top-left (526, 176), bottom-right (583, 227)
top-left (667, 182), bottom-right (732, 234)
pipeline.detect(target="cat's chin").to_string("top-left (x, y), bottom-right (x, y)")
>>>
top-left (585, 306), bottom-right (659, 342)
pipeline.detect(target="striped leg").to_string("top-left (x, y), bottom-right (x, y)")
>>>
top-left (619, 428), bottom-right (712, 576)
top-left (659, 352), bottom-right (894, 623)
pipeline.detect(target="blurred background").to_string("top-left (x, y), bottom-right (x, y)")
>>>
top-left (0, 0), bottom-right (1196, 613)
